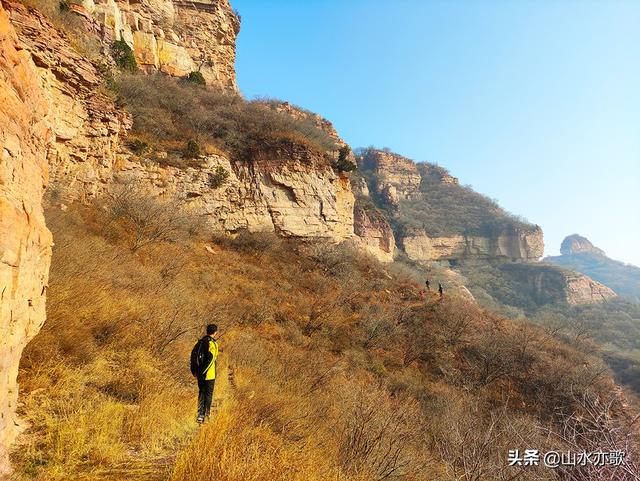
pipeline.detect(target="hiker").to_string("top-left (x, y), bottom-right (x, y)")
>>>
top-left (190, 323), bottom-right (220, 424)
top-left (425, 279), bottom-right (431, 291)
top-left (438, 283), bottom-right (444, 298)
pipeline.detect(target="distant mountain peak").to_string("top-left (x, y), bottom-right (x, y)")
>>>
top-left (560, 234), bottom-right (605, 256)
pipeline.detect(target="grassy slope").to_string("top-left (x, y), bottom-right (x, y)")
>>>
top-left (12, 201), bottom-right (626, 481)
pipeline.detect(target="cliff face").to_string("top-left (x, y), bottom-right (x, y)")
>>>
top-left (402, 227), bottom-right (544, 263)
top-left (7, 1), bottom-right (131, 203)
top-left (563, 273), bottom-right (617, 306)
top-left (70, 0), bottom-right (240, 89)
top-left (0, 2), bottom-right (52, 473)
top-left (5, 3), bottom-right (354, 242)
top-left (499, 263), bottom-right (616, 307)
top-left (115, 150), bottom-right (355, 240)
top-left (360, 149), bottom-right (421, 207)
top-left (359, 149), bottom-right (544, 264)
top-left (352, 202), bottom-right (395, 263)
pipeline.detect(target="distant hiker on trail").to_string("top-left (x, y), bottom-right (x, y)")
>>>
top-left (190, 323), bottom-right (220, 424)
top-left (425, 279), bottom-right (431, 291)
top-left (438, 283), bottom-right (444, 298)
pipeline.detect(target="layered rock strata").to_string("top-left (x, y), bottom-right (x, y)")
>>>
top-left (69, 0), bottom-right (240, 89)
top-left (402, 227), bottom-right (544, 263)
top-left (353, 202), bottom-right (395, 263)
top-left (115, 150), bottom-right (355, 240)
top-left (0, 2), bottom-right (52, 474)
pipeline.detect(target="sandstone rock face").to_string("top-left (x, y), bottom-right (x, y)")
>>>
top-left (560, 234), bottom-right (605, 256)
top-left (564, 273), bottom-right (617, 306)
top-left (353, 202), bottom-right (395, 263)
top-left (359, 148), bottom-right (544, 263)
top-left (417, 162), bottom-right (459, 185)
top-left (7, 1), bottom-right (131, 203)
top-left (360, 150), bottom-right (421, 207)
top-left (500, 263), bottom-right (616, 306)
top-left (71, 0), bottom-right (240, 89)
top-left (114, 150), bottom-right (355, 240)
top-left (401, 227), bottom-right (544, 263)
top-left (0, 2), bottom-right (52, 474)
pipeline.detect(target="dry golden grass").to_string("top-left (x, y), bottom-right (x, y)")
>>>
top-left (11, 201), bottom-right (631, 481)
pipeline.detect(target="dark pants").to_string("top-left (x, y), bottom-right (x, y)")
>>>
top-left (197, 378), bottom-right (215, 419)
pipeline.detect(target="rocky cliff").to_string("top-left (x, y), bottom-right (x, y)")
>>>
top-left (0, 1), bottom-right (52, 473)
top-left (5, 2), bottom-right (356, 242)
top-left (352, 201), bottom-right (395, 263)
top-left (70, 0), bottom-right (240, 89)
top-left (7, 0), bottom-right (130, 202)
top-left (401, 227), bottom-right (544, 263)
top-left (360, 149), bottom-right (422, 207)
top-left (499, 263), bottom-right (617, 307)
top-left (357, 148), bottom-right (544, 264)
top-left (115, 149), bottom-right (355, 240)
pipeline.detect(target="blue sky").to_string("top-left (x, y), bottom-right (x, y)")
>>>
top-left (232, 0), bottom-right (640, 266)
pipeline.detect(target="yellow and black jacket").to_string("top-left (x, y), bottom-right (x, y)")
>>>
top-left (193, 336), bottom-right (219, 380)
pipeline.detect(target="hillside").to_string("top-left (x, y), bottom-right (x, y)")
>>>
top-left (12, 200), bottom-right (632, 481)
top-left (1, 0), bottom-right (640, 478)
top-left (546, 235), bottom-right (640, 302)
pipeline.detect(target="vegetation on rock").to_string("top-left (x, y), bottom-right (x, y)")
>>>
top-left (111, 39), bottom-right (138, 73)
top-left (333, 145), bottom-right (357, 172)
top-left (113, 74), bottom-right (337, 163)
top-left (208, 166), bottom-right (230, 188)
top-left (185, 71), bottom-right (207, 86)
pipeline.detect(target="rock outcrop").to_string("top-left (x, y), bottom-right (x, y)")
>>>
top-left (499, 263), bottom-right (616, 306)
top-left (402, 227), bottom-right (544, 264)
top-left (560, 234), bottom-right (605, 256)
top-left (358, 148), bottom-right (544, 264)
top-left (359, 149), bottom-right (421, 207)
top-left (114, 149), bottom-right (355, 240)
top-left (6, 0), bottom-right (131, 202)
top-left (0, 1), bottom-right (52, 473)
top-left (546, 236), bottom-right (640, 302)
top-left (353, 202), bottom-right (395, 263)
top-left (563, 272), bottom-right (617, 306)
top-left (70, 0), bottom-right (240, 89)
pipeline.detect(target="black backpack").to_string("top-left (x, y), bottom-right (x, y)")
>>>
top-left (190, 336), bottom-right (213, 377)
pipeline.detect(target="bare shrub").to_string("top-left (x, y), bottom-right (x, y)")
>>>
top-left (103, 185), bottom-right (198, 252)
top-left (548, 394), bottom-right (640, 481)
top-left (338, 380), bottom-right (427, 480)
top-left (432, 397), bottom-right (553, 481)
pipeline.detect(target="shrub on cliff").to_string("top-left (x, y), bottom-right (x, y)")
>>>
top-left (111, 39), bottom-right (138, 73)
top-left (208, 166), bottom-right (229, 188)
top-left (183, 139), bottom-right (201, 159)
top-left (115, 74), bottom-right (336, 163)
top-left (333, 145), bottom-right (357, 172)
top-left (128, 138), bottom-right (149, 155)
top-left (185, 71), bottom-right (206, 86)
